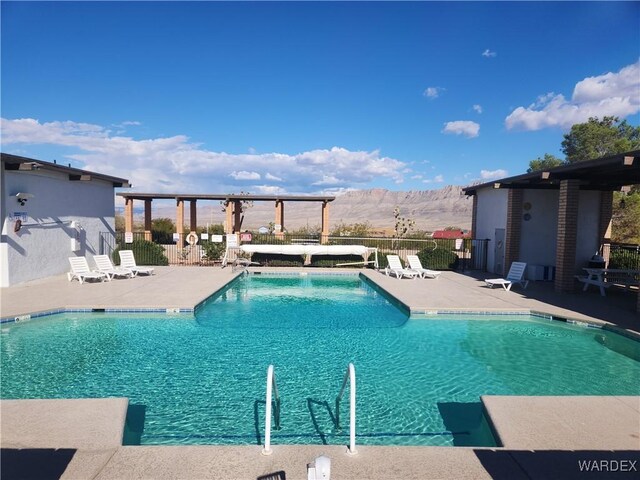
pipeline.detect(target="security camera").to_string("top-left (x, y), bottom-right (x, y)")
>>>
top-left (15, 192), bottom-right (34, 206)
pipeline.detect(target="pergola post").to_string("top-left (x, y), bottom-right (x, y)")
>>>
top-left (275, 200), bottom-right (285, 238)
top-left (176, 198), bottom-right (185, 246)
top-left (124, 197), bottom-right (134, 234)
top-left (225, 201), bottom-right (233, 234)
top-left (555, 179), bottom-right (580, 293)
top-left (233, 200), bottom-right (242, 233)
top-left (321, 201), bottom-right (330, 244)
top-left (189, 200), bottom-right (197, 233)
top-left (144, 199), bottom-right (152, 241)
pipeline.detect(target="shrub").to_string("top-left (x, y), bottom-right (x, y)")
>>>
top-left (252, 253), bottom-right (304, 267)
top-left (309, 255), bottom-right (365, 268)
top-left (202, 241), bottom-right (225, 261)
top-left (113, 240), bottom-right (169, 266)
top-left (417, 246), bottom-right (459, 270)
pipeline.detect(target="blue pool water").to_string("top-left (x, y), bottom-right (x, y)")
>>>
top-left (1, 274), bottom-right (639, 447)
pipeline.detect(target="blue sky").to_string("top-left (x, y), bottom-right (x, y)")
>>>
top-left (2, 1), bottom-right (639, 198)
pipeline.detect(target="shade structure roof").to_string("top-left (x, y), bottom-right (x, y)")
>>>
top-left (463, 150), bottom-right (640, 195)
top-left (117, 193), bottom-right (335, 202)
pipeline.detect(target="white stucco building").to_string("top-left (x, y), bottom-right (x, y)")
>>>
top-left (463, 150), bottom-right (639, 311)
top-left (1, 153), bottom-right (129, 287)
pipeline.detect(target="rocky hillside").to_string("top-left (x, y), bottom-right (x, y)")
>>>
top-left (130, 185), bottom-right (472, 232)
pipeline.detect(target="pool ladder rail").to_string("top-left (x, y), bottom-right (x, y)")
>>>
top-left (261, 363), bottom-right (357, 456)
top-left (262, 364), bottom-right (281, 455)
top-left (335, 363), bottom-right (357, 455)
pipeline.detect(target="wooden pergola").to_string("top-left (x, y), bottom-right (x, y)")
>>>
top-left (116, 193), bottom-right (336, 242)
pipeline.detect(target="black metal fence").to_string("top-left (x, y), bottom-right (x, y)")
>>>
top-left (605, 243), bottom-right (640, 270)
top-left (100, 231), bottom-right (490, 271)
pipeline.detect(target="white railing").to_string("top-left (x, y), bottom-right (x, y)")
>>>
top-left (335, 363), bottom-right (357, 455)
top-left (262, 364), bottom-right (281, 455)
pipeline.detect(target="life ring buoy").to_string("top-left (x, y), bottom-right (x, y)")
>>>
top-left (186, 232), bottom-right (199, 246)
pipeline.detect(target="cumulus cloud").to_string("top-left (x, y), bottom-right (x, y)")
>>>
top-left (442, 121), bottom-right (480, 138)
top-left (473, 104), bottom-right (483, 114)
top-left (480, 169), bottom-right (508, 180)
top-left (230, 171), bottom-right (261, 180)
top-left (265, 173), bottom-right (282, 181)
top-left (423, 87), bottom-right (444, 99)
top-left (482, 49), bottom-right (496, 58)
top-left (423, 174), bottom-right (444, 184)
top-left (505, 60), bottom-right (640, 131)
top-left (0, 117), bottom-right (407, 194)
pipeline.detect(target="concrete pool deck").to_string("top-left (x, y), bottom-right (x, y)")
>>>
top-left (2, 396), bottom-right (639, 479)
top-left (1, 266), bottom-right (639, 478)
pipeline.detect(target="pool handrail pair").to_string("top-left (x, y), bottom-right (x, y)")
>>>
top-left (261, 363), bottom-right (357, 456)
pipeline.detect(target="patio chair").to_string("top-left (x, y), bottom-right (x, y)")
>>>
top-left (118, 250), bottom-right (155, 276)
top-left (93, 254), bottom-right (135, 280)
top-left (68, 257), bottom-right (108, 284)
top-left (485, 262), bottom-right (529, 291)
top-left (406, 255), bottom-right (442, 279)
top-left (384, 255), bottom-right (419, 279)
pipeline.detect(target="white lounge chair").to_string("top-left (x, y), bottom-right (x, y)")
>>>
top-left (118, 250), bottom-right (155, 276)
top-left (406, 255), bottom-right (442, 279)
top-left (385, 255), bottom-right (419, 279)
top-left (93, 254), bottom-right (135, 280)
top-left (68, 257), bottom-right (108, 284)
top-left (485, 262), bottom-right (529, 291)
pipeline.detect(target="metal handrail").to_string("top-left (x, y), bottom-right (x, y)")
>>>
top-left (335, 363), bottom-right (357, 455)
top-left (262, 364), bottom-right (281, 455)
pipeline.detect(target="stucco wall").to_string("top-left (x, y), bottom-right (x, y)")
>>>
top-left (1, 167), bottom-right (117, 287)
top-left (519, 189), bottom-right (559, 267)
top-left (474, 188), bottom-right (507, 274)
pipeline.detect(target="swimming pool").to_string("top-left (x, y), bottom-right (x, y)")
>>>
top-left (1, 273), bottom-right (639, 447)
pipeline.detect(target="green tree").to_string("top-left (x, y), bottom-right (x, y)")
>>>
top-left (115, 214), bottom-right (125, 233)
top-left (527, 153), bottom-right (564, 173)
top-left (152, 218), bottom-right (175, 243)
top-left (612, 191), bottom-right (640, 244)
top-left (561, 116), bottom-right (640, 163)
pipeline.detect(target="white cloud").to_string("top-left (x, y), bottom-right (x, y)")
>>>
top-left (423, 87), bottom-right (444, 99)
top-left (480, 169), bottom-right (508, 180)
top-left (230, 171), bottom-right (261, 180)
top-left (423, 174), bottom-right (444, 184)
top-left (411, 174), bottom-right (423, 180)
top-left (254, 185), bottom-right (286, 195)
top-left (0, 118), bottom-right (407, 194)
top-left (482, 49), bottom-right (496, 58)
top-left (442, 121), bottom-right (480, 138)
top-left (121, 120), bottom-right (141, 126)
top-left (248, 147), bottom-right (257, 154)
top-left (312, 175), bottom-right (341, 186)
top-left (473, 104), bottom-right (483, 114)
top-left (505, 60), bottom-right (640, 131)
top-left (265, 173), bottom-right (282, 181)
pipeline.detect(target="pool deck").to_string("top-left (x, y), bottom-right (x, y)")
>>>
top-left (1, 266), bottom-right (639, 478)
